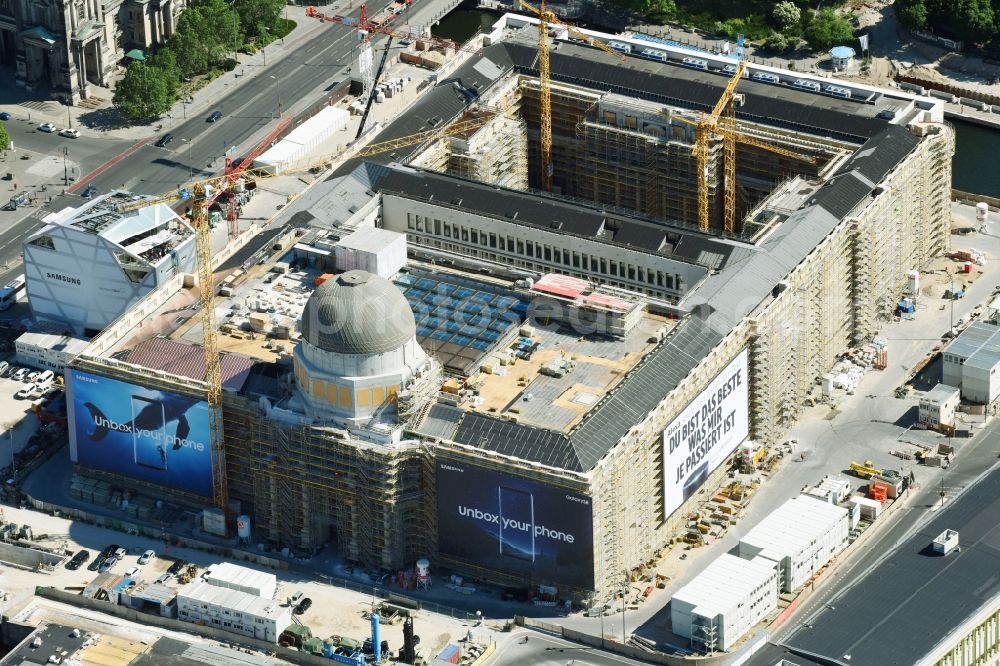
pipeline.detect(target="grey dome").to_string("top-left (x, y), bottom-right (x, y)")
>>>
top-left (300, 270), bottom-right (415, 355)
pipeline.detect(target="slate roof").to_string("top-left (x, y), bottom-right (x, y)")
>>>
top-left (403, 124), bottom-right (918, 472)
top-left (307, 33), bottom-right (922, 473)
top-left (375, 166), bottom-right (735, 270)
top-left (333, 34), bottom-right (892, 181)
top-left (776, 465), bottom-right (1000, 666)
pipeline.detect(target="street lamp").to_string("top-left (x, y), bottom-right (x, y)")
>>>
top-left (261, 27), bottom-right (269, 66)
top-left (62, 147), bottom-right (69, 187)
top-left (229, 0), bottom-right (239, 64)
top-left (268, 75), bottom-right (282, 117)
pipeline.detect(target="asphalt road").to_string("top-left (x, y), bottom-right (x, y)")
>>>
top-left (1, 117), bottom-right (132, 181)
top-left (491, 632), bottom-right (647, 666)
top-left (773, 424), bottom-right (1000, 647)
top-left (84, 4), bottom-right (403, 197)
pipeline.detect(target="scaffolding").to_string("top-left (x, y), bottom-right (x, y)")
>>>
top-left (222, 394), bottom-right (435, 569)
top-left (444, 115), bottom-right (529, 190)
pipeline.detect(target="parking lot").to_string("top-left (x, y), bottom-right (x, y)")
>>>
top-left (0, 503), bottom-right (469, 659)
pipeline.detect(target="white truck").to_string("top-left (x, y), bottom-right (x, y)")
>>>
top-left (932, 529), bottom-right (960, 555)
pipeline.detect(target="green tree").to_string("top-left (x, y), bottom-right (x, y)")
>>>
top-left (772, 1), bottom-right (801, 30)
top-left (610, 0), bottom-right (675, 21)
top-left (948, 0), bottom-right (996, 43)
top-left (233, 0), bottom-right (284, 37)
top-left (717, 17), bottom-right (746, 39)
top-left (896, 0), bottom-right (928, 30)
top-left (174, 0), bottom-right (241, 73)
top-left (803, 8), bottom-right (856, 52)
top-left (0, 121), bottom-right (9, 152)
top-left (149, 47), bottom-right (181, 94)
top-left (113, 62), bottom-right (175, 123)
top-left (765, 31), bottom-right (790, 53)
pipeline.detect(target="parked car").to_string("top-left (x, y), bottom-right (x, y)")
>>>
top-left (58, 128), bottom-right (80, 139)
top-left (100, 544), bottom-right (120, 559)
top-left (38, 122), bottom-right (57, 133)
top-left (0, 112), bottom-right (10, 121)
top-left (11, 368), bottom-right (28, 381)
top-left (287, 590), bottom-right (304, 606)
top-left (99, 556), bottom-right (117, 572)
top-left (207, 110), bottom-right (223, 123)
top-left (15, 383), bottom-right (36, 399)
top-left (167, 559), bottom-right (186, 575)
top-left (154, 133), bottom-right (174, 148)
top-left (124, 566), bottom-right (140, 578)
top-left (66, 550), bottom-right (90, 570)
top-left (294, 598), bottom-right (312, 615)
top-left (26, 371), bottom-right (39, 382)
top-left (88, 555), bottom-right (105, 572)
top-left (0, 362), bottom-right (9, 377)
top-left (138, 549), bottom-right (155, 565)
top-left (114, 547), bottom-right (127, 559)
top-left (155, 573), bottom-right (173, 585)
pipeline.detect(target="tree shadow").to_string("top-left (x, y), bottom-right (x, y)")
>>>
top-left (78, 106), bottom-right (132, 132)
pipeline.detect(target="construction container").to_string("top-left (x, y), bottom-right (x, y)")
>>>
top-left (249, 313), bottom-right (270, 333)
top-left (334, 227), bottom-right (407, 278)
top-left (436, 644), bottom-right (461, 664)
top-left (849, 495), bottom-right (882, 519)
top-left (868, 483), bottom-right (888, 502)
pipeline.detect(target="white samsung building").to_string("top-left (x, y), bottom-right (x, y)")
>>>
top-left (736, 495), bottom-right (849, 593)
top-left (22, 191), bottom-right (197, 336)
top-left (671, 553), bottom-right (778, 652)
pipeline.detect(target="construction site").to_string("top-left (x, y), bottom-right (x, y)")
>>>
top-left (54, 10), bottom-right (955, 604)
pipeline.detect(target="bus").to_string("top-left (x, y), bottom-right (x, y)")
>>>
top-left (0, 275), bottom-right (26, 311)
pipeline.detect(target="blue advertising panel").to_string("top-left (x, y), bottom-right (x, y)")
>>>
top-left (68, 369), bottom-right (214, 496)
top-left (436, 460), bottom-right (594, 590)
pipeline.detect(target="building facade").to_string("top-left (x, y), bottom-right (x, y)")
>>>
top-left (23, 191), bottom-right (196, 335)
top-left (0, 0), bottom-right (184, 104)
top-left (176, 580), bottom-right (291, 643)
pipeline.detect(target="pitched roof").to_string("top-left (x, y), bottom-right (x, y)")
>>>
top-left (122, 338), bottom-right (256, 391)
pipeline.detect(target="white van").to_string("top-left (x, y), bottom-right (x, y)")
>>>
top-left (36, 370), bottom-right (55, 387)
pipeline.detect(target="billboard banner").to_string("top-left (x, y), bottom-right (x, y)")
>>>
top-left (436, 460), bottom-right (594, 590)
top-left (663, 348), bottom-right (749, 518)
top-left (68, 369), bottom-right (214, 497)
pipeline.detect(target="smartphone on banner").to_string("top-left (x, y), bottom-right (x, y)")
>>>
top-left (498, 486), bottom-right (535, 561)
top-left (132, 396), bottom-right (168, 471)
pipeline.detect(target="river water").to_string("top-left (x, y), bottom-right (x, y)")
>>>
top-left (431, 4), bottom-right (499, 43)
top-left (429, 6), bottom-right (1000, 198)
top-left (951, 119), bottom-right (1000, 198)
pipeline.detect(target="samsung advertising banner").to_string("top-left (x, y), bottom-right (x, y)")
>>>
top-left (436, 460), bottom-right (594, 590)
top-left (68, 369), bottom-right (214, 497)
top-left (663, 348), bottom-right (749, 518)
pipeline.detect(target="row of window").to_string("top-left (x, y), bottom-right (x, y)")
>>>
top-left (404, 213), bottom-right (684, 292)
top-left (179, 607), bottom-right (270, 625)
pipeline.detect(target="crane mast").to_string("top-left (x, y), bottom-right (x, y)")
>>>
top-left (191, 186), bottom-right (227, 510)
top-left (537, 1), bottom-right (552, 192)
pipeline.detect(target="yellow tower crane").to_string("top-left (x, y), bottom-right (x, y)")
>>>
top-left (515, 0), bottom-right (624, 191)
top-left (690, 60), bottom-right (746, 234)
top-left (675, 110), bottom-right (818, 234)
top-left (111, 108), bottom-right (507, 509)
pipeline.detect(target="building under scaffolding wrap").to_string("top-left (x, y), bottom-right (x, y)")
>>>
top-left (63, 14), bottom-right (955, 603)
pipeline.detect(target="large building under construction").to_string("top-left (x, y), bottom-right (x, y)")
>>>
top-left (63, 15), bottom-right (953, 601)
